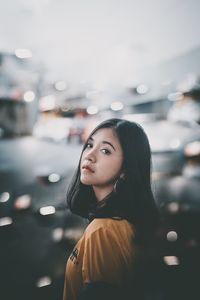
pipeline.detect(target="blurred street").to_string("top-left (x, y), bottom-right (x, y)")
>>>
top-left (0, 139), bottom-right (87, 300)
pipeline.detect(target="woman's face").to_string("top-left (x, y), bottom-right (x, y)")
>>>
top-left (80, 128), bottom-right (124, 200)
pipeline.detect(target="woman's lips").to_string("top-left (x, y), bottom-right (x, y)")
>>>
top-left (82, 165), bottom-right (94, 173)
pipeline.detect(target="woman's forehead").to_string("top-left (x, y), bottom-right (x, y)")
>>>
top-left (90, 128), bottom-right (118, 141)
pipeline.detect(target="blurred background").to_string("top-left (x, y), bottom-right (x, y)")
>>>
top-left (1, 0), bottom-right (200, 299)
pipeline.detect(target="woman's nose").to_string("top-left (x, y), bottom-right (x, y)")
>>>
top-left (85, 149), bottom-right (96, 162)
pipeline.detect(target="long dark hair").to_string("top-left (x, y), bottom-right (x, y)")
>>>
top-left (67, 118), bottom-right (159, 242)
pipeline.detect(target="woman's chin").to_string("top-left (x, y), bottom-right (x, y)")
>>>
top-left (80, 177), bottom-right (93, 185)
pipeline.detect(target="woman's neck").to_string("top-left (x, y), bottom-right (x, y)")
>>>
top-left (93, 185), bottom-right (114, 202)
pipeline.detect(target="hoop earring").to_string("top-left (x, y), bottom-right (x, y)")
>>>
top-left (114, 173), bottom-right (125, 193)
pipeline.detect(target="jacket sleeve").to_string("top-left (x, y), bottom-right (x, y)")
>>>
top-left (82, 227), bottom-right (126, 285)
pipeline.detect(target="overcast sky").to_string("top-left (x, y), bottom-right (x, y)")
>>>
top-left (1, 0), bottom-right (200, 86)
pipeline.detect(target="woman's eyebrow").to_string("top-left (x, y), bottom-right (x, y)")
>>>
top-left (89, 136), bottom-right (116, 151)
top-left (102, 141), bottom-right (116, 151)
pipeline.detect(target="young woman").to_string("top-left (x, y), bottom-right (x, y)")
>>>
top-left (63, 118), bottom-right (159, 300)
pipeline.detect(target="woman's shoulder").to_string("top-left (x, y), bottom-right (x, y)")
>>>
top-left (85, 218), bottom-right (135, 237)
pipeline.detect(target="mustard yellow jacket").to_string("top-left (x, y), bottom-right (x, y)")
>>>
top-left (63, 218), bottom-right (136, 300)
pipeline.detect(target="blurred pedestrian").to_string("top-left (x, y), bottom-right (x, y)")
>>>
top-left (63, 118), bottom-right (159, 300)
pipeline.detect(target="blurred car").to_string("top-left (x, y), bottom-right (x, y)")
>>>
top-left (67, 115), bottom-right (87, 144)
top-left (123, 113), bottom-right (200, 210)
top-left (67, 126), bottom-right (85, 144)
top-left (168, 81), bottom-right (200, 124)
top-left (33, 116), bottom-right (72, 144)
top-left (73, 111), bottom-right (200, 211)
top-left (123, 114), bottom-right (200, 170)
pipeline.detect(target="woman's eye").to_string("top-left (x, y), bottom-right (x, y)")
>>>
top-left (86, 143), bottom-right (92, 149)
top-left (101, 149), bottom-right (111, 155)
